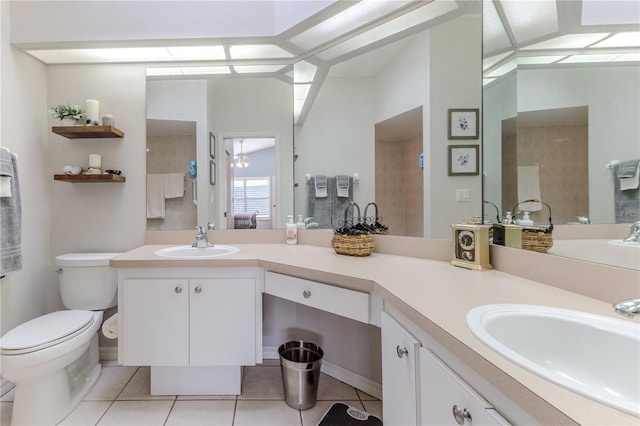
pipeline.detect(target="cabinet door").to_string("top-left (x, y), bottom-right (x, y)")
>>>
top-left (121, 279), bottom-right (189, 366)
top-left (420, 348), bottom-right (510, 425)
top-left (189, 278), bottom-right (256, 366)
top-left (381, 311), bottom-right (420, 425)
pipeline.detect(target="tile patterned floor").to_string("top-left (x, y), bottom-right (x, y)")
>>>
top-left (0, 362), bottom-right (382, 425)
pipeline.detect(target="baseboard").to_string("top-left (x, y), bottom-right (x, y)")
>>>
top-left (100, 346), bottom-right (118, 362)
top-left (1, 377), bottom-right (15, 397)
top-left (262, 346), bottom-right (382, 400)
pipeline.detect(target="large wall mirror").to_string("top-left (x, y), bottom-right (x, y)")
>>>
top-left (145, 1), bottom-right (483, 238)
top-left (482, 0), bottom-right (640, 270)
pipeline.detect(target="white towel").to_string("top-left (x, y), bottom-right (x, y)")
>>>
top-left (517, 166), bottom-right (542, 211)
top-left (146, 174), bottom-right (165, 219)
top-left (163, 173), bottom-right (184, 198)
top-left (0, 176), bottom-right (12, 197)
top-left (336, 175), bottom-right (350, 198)
top-left (620, 163), bottom-right (640, 191)
top-left (314, 175), bottom-right (328, 198)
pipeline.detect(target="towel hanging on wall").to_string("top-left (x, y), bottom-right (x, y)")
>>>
top-left (618, 159), bottom-right (640, 191)
top-left (314, 175), bottom-right (328, 198)
top-left (0, 147), bottom-right (22, 274)
top-left (336, 175), bottom-right (350, 198)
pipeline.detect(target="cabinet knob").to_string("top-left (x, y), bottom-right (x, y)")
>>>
top-left (452, 405), bottom-right (472, 425)
top-left (195, 286), bottom-right (202, 294)
top-left (396, 345), bottom-right (409, 358)
top-left (175, 286), bottom-right (182, 294)
top-left (303, 290), bottom-right (312, 299)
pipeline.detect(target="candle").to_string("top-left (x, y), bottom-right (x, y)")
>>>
top-left (89, 154), bottom-right (102, 170)
top-left (86, 99), bottom-right (99, 125)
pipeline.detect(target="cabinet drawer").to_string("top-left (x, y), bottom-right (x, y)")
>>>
top-left (264, 271), bottom-right (369, 323)
top-left (420, 348), bottom-right (511, 425)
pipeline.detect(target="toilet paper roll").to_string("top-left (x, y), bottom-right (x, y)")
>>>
top-left (102, 312), bottom-right (118, 339)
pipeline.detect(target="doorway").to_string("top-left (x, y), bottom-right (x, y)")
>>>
top-left (224, 137), bottom-right (277, 229)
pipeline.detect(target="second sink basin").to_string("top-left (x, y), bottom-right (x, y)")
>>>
top-left (154, 245), bottom-right (239, 259)
top-left (467, 304), bottom-right (640, 417)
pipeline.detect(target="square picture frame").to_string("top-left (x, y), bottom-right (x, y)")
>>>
top-left (209, 132), bottom-right (216, 159)
top-left (209, 160), bottom-right (216, 185)
top-left (448, 145), bottom-right (479, 176)
top-left (448, 108), bottom-right (479, 139)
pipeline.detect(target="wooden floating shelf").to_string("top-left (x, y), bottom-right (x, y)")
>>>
top-left (52, 125), bottom-right (124, 139)
top-left (54, 174), bottom-right (126, 183)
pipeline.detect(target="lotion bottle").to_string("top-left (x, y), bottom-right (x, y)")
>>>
top-left (286, 215), bottom-right (298, 245)
top-left (519, 212), bottom-right (534, 226)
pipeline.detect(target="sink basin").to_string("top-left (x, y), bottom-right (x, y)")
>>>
top-left (608, 239), bottom-right (640, 247)
top-left (467, 304), bottom-right (640, 417)
top-left (154, 245), bottom-right (239, 259)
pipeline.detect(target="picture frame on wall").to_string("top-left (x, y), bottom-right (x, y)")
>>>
top-left (209, 132), bottom-right (216, 159)
top-left (448, 108), bottom-right (479, 139)
top-left (209, 160), bottom-right (216, 185)
top-left (448, 145), bottom-right (479, 176)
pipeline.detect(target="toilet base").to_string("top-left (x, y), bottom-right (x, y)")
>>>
top-left (9, 334), bottom-right (102, 426)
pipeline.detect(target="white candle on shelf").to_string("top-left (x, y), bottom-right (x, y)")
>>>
top-left (89, 154), bottom-right (102, 170)
top-left (86, 99), bottom-right (99, 125)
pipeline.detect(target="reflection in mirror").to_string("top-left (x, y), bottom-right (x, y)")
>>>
top-left (482, 0), bottom-right (640, 269)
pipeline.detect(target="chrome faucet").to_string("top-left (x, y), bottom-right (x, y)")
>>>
top-left (193, 225), bottom-right (213, 248)
top-left (613, 298), bottom-right (640, 318)
top-left (623, 221), bottom-right (640, 243)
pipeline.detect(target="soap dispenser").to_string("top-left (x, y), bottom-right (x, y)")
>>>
top-left (519, 212), bottom-right (534, 226)
top-left (296, 215), bottom-right (305, 229)
top-left (286, 215), bottom-right (298, 245)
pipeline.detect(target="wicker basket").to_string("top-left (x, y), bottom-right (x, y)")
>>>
top-left (512, 199), bottom-right (554, 253)
top-left (331, 202), bottom-right (376, 257)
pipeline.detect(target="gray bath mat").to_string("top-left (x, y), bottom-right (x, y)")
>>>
top-left (318, 403), bottom-right (382, 426)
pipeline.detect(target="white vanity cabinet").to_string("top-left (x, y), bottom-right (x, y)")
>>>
top-left (420, 348), bottom-right (510, 425)
top-left (118, 267), bottom-right (262, 368)
top-left (381, 311), bottom-right (420, 425)
top-left (121, 277), bottom-right (256, 366)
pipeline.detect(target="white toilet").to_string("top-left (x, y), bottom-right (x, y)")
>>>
top-left (0, 253), bottom-right (120, 426)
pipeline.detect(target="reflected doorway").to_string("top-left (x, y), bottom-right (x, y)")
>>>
top-left (224, 137), bottom-right (277, 229)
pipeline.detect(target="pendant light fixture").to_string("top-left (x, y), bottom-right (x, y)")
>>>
top-left (235, 140), bottom-right (249, 168)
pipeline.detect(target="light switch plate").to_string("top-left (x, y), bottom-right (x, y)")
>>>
top-left (456, 189), bottom-right (470, 202)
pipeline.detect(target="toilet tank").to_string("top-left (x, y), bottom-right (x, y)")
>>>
top-left (56, 253), bottom-right (121, 310)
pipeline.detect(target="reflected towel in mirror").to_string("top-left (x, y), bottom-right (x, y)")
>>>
top-left (314, 175), bottom-right (328, 198)
top-left (618, 159), bottom-right (640, 191)
top-left (336, 174), bottom-right (350, 198)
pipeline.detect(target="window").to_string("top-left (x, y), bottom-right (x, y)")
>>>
top-left (233, 177), bottom-right (271, 219)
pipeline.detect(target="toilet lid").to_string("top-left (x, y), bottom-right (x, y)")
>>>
top-left (0, 310), bottom-right (95, 354)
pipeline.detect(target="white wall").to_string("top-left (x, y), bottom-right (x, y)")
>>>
top-left (48, 64), bottom-right (147, 260)
top-left (0, 2), bottom-right (51, 335)
top-left (208, 78), bottom-right (294, 229)
top-left (518, 66), bottom-right (640, 224)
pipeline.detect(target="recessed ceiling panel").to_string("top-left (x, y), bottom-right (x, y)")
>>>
top-left (500, 0), bottom-right (558, 45)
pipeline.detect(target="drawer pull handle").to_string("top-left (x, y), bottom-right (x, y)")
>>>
top-left (303, 290), bottom-right (312, 299)
top-left (452, 405), bottom-right (472, 425)
top-left (195, 286), bottom-right (202, 294)
top-left (175, 286), bottom-right (182, 294)
top-left (396, 345), bottom-right (409, 358)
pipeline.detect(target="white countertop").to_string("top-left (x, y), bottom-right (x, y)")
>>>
top-left (548, 239), bottom-right (640, 270)
top-left (112, 243), bottom-right (640, 425)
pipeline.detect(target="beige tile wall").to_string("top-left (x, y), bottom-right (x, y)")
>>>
top-left (375, 135), bottom-right (423, 237)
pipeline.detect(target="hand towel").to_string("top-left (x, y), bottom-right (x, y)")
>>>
top-left (517, 165), bottom-right (542, 211)
top-left (314, 175), bottom-right (328, 198)
top-left (614, 162), bottom-right (640, 223)
top-left (336, 175), bottom-right (350, 198)
top-left (330, 176), bottom-right (353, 228)
top-left (163, 173), bottom-right (185, 198)
top-left (308, 176), bottom-right (332, 228)
top-left (618, 159), bottom-right (640, 191)
top-left (0, 147), bottom-right (22, 274)
top-left (146, 174), bottom-right (165, 219)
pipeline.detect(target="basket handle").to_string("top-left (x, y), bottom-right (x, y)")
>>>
top-left (343, 201), bottom-right (361, 226)
top-left (511, 199), bottom-right (553, 231)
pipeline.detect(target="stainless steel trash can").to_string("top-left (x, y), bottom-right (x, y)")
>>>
top-left (278, 341), bottom-right (323, 410)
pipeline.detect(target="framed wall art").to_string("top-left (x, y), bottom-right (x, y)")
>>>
top-left (448, 145), bottom-right (479, 176)
top-left (209, 132), bottom-right (216, 159)
top-left (448, 108), bottom-right (479, 139)
top-left (209, 160), bottom-right (216, 185)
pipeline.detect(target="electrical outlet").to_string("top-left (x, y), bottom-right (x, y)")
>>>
top-left (456, 189), bottom-right (470, 202)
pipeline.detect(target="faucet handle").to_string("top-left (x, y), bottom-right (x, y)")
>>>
top-left (196, 225), bottom-right (205, 234)
top-left (207, 221), bottom-right (216, 230)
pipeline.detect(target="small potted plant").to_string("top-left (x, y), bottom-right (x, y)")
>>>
top-left (48, 103), bottom-right (88, 126)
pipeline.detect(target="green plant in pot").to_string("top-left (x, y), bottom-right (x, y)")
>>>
top-left (48, 103), bottom-right (88, 125)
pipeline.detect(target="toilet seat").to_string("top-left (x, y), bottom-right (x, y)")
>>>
top-left (0, 310), bottom-right (96, 355)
